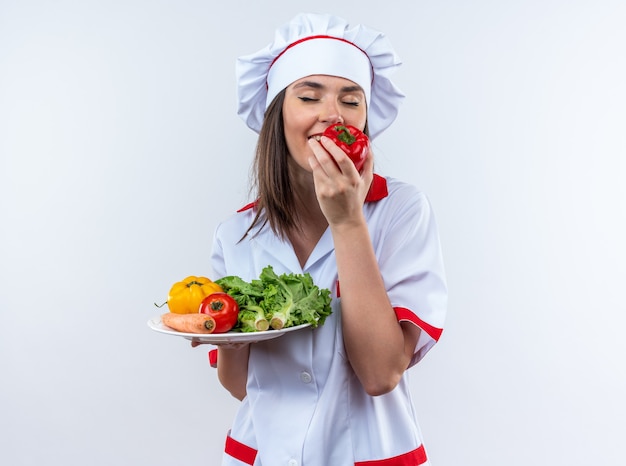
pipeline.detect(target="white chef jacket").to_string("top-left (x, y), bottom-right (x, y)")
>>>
top-left (210, 175), bottom-right (447, 466)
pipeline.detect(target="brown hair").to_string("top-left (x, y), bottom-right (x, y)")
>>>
top-left (243, 90), bottom-right (296, 240)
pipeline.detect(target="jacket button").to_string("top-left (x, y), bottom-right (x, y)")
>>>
top-left (300, 371), bottom-right (312, 384)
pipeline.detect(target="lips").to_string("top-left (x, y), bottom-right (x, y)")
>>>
top-left (307, 133), bottom-right (323, 141)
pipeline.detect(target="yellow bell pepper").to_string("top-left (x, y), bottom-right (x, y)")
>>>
top-left (166, 276), bottom-right (223, 314)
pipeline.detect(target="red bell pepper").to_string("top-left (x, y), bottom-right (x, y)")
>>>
top-left (322, 124), bottom-right (370, 171)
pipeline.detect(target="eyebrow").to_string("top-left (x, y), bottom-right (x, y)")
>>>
top-left (292, 80), bottom-right (364, 93)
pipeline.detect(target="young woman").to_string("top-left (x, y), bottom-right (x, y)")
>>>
top-left (208, 13), bottom-right (447, 466)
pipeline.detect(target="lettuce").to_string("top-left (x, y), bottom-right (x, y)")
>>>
top-left (215, 266), bottom-right (332, 332)
top-left (213, 275), bottom-right (268, 332)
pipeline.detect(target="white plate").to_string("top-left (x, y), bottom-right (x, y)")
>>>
top-left (147, 316), bottom-right (312, 344)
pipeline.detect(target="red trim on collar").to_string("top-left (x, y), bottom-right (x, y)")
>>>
top-left (365, 174), bottom-right (388, 202)
top-left (237, 201), bottom-right (257, 213)
top-left (237, 174), bottom-right (388, 212)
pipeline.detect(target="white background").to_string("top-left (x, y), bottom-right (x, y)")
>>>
top-left (1, 1), bottom-right (625, 465)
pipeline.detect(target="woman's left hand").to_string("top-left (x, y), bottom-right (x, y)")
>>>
top-left (307, 135), bottom-right (374, 227)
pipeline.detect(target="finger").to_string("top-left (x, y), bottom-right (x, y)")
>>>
top-left (319, 135), bottom-right (368, 177)
top-left (215, 342), bottom-right (250, 350)
top-left (308, 137), bottom-right (342, 173)
top-left (360, 149), bottom-right (375, 179)
top-left (349, 149), bottom-right (373, 199)
top-left (319, 136), bottom-right (349, 166)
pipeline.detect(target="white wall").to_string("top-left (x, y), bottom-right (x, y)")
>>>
top-left (1, 1), bottom-right (625, 465)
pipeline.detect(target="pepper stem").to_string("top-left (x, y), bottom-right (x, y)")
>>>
top-left (333, 125), bottom-right (356, 145)
top-left (186, 281), bottom-right (205, 287)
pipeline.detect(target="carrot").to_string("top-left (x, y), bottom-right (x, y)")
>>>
top-left (161, 312), bottom-right (216, 334)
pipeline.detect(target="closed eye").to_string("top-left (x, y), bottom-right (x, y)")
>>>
top-left (298, 96), bottom-right (319, 102)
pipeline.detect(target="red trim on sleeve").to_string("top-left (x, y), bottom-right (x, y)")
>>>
top-left (394, 307), bottom-right (443, 342)
top-left (225, 434), bottom-right (257, 465)
top-left (208, 349), bottom-right (218, 368)
top-left (355, 444), bottom-right (428, 465)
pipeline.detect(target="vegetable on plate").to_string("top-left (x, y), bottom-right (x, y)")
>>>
top-left (216, 265), bottom-right (332, 332)
top-left (157, 276), bottom-right (223, 314)
top-left (199, 292), bottom-right (240, 334)
top-left (161, 312), bottom-right (216, 334)
top-left (212, 275), bottom-right (270, 332)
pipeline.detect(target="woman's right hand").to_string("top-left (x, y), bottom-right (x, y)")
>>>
top-left (307, 135), bottom-right (374, 228)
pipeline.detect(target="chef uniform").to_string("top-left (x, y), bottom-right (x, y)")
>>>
top-left (210, 13), bottom-right (448, 466)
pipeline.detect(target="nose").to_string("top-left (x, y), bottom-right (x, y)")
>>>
top-left (319, 101), bottom-right (344, 125)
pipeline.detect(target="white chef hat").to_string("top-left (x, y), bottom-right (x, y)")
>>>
top-left (236, 13), bottom-right (405, 140)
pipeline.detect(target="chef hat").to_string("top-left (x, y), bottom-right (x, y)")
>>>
top-left (236, 13), bottom-right (405, 140)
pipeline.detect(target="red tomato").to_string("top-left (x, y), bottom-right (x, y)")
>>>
top-left (199, 292), bottom-right (239, 333)
top-left (322, 124), bottom-right (370, 171)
